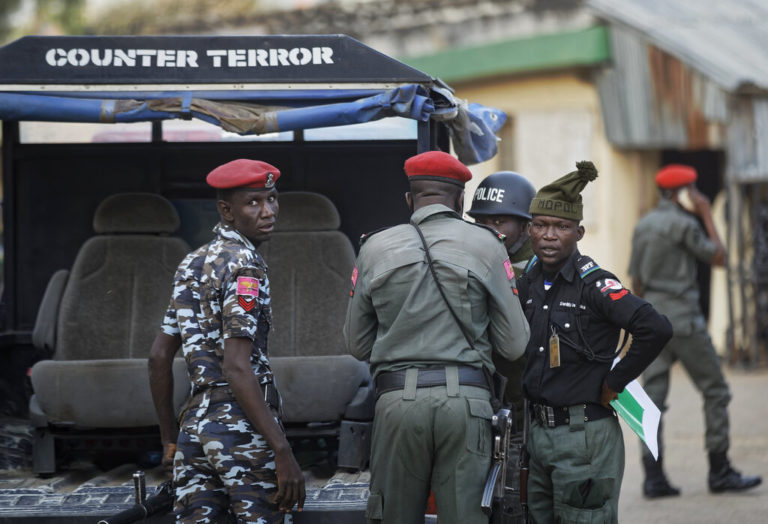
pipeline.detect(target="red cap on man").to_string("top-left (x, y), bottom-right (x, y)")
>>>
top-left (206, 159), bottom-right (281, 190)
top-left (655, 164), bottom-right (697, 189)
top-left (404, 151), bottom-right (472, 186)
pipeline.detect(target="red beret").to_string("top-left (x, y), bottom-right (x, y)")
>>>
top-left (206, 159), bottom-right (281, 190)
top-left (404, 151), bottom-right (472, 186)
top-left (655, 164), bottom-right (697, 189)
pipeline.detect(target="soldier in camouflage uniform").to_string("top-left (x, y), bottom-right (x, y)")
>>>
top-left (148, 159), bottom-right (305, 523)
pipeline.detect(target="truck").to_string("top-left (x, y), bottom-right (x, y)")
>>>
top-left (0, 34), bottom-right (505, 523)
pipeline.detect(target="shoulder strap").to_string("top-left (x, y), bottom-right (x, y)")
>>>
top-left (467, 221), bottom-right (507, 243)
top-left (410, 221), bottom-right (476, 350)
top-left (524, 255), bottom-right (538, 274)
top-left (576, 255), bottom-right (601, 282)
top-left (359, 226), bottom-right (392, 247)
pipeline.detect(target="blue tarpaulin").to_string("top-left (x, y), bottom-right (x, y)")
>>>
top-left (0, 84), bottom-right (505, 164)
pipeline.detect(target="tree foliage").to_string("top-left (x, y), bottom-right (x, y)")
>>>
top-left (87, 0), bottom-right (262, 35)
top-left (1, 0), bottom-right (86, 44)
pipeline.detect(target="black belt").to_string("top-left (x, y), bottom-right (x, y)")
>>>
top-left (374, 365), bottom-right (489, 398)
top-left (531, 402), bottom-right (613, 428)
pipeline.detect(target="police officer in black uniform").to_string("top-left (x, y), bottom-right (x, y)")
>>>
top-left (518, 161), bottom-right (673, 523)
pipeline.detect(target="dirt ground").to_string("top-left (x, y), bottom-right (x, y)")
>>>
top-left (619, 363), bottom-right (768, 523)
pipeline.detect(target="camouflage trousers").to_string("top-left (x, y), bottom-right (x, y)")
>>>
top-left (173, 392), bottom-right (289, 524)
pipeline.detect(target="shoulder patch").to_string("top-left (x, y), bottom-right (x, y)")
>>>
top-left (467, 221), bottom-right (506, 242)
top-left (503, 258), bottom-right (515, 281)
top-left (359, 226), bottom-right (392, 247)
top-left (236, 276), bottom-right (259, 312)
top-left (595, 277), bottom-right (629, 301)
top-left (349, 266), bottom-right (358, 297)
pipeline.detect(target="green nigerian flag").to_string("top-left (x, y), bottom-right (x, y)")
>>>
top-left (610, 359), bottom-right (661, 460)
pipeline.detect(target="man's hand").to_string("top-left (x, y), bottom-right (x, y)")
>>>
top-left (600, 381), bottom-right (619, 409)
top-left (161, 442), bottom-right (176, 475)
top-left (685, 184), bottom-right (726, 266)
top-left (687, 185), bottom-right (711, 217)
top-left (273, 447), bottom-right (306, 512)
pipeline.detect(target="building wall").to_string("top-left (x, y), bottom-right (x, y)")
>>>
top-left (457, 71), bottom-right (658, 285)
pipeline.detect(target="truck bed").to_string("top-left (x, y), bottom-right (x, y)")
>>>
top-left (0, 418), bottom-right (368, 523)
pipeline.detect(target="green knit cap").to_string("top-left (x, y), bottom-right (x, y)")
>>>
top-left (529, 161), bottom-right (598, 221)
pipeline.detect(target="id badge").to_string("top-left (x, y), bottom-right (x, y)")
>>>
top-left (549, 328), bottom-right (561, 368)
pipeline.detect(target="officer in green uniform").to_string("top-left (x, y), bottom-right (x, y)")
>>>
top-left (344, 151), bottom-right (530, 524)
top-left (518, 161), bottom-right (672, 523)
top-left (629, 164), bottom-right (762, 497)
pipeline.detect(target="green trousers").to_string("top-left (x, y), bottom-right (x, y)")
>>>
top-left (641, 327), bottom-right (731, 461)
top-left (527, 407), bottom-right (624, 524)
top-left (366, 379), bottom-right (493, 524)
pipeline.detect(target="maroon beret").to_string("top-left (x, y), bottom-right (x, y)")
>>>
top-left (655, 164), bottom-right (697, 189)
top-left (404, 151), bottom-right (472, 186)
top-left (206, 159), bottom-right (281, 190)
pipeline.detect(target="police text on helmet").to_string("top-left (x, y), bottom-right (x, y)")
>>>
top-left (473, 186), bottom-right (505, 203)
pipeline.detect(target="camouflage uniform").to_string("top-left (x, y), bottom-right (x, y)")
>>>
top-left (161, 222), bottom-right (287, 524)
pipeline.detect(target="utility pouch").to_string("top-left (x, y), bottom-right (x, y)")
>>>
top-left (484, 366), bottom-right (509, 413)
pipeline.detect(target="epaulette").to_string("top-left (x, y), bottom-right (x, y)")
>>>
top-left (359, 226), bottom-right (392, 247)
top-left (576, 255), bottom-right (601, 282)
top-left (467, 221), bottom-right (506, 243)
top-left (524, 255), bottom-right (538, 274)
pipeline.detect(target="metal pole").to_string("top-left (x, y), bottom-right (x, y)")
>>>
top-left (133, 470), bottom-right (146, 505)
top-left (725, 181), bottom-right (737, 363)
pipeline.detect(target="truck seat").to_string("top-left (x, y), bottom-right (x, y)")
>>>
top-left (29, 193), bottom-right (190, 474)
top-left (260, 192), bottom-right (373, 428)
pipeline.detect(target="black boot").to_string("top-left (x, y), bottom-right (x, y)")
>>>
top-left (708, 452), bottom-right (762, 493)
top-left (642, 455), bottom-right (681, 498)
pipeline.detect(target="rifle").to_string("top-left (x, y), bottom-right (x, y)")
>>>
top-left (481, 407), bottom-right (513, 519)
top-left (520, 400), bottom-right (530, 522)
top-left (98, 473), bottom-right (174, 524)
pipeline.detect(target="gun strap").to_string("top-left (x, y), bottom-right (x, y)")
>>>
top-left (410, 221), bottom-right (506, 405)
top-left (411, 221), bottom-right (477, 351)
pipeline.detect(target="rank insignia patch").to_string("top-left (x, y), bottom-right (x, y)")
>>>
top-left (238, 296), bottom-right (256, 311)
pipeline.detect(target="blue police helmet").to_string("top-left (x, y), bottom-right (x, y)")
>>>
top-left (467, 171), bottom-right (536, 220)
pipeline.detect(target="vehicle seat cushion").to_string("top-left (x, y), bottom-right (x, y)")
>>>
top-left (271, 355), bottom-right (369, 424)
top-left (93, 192), bottom-right (181, 234)
top-left (260, 230), bottom-right (354, 357)
top-left (274, 192), bottom-right (340, 232)
top-left (30, 358), bottom-right (190, 427)
top-left (56, 235), bottom-right (189, 360)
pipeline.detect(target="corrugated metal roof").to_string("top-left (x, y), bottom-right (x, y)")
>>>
top-left (595, 24), bottom-right (730, 149)
top-left (588, 0), bottom-right (768, 94)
